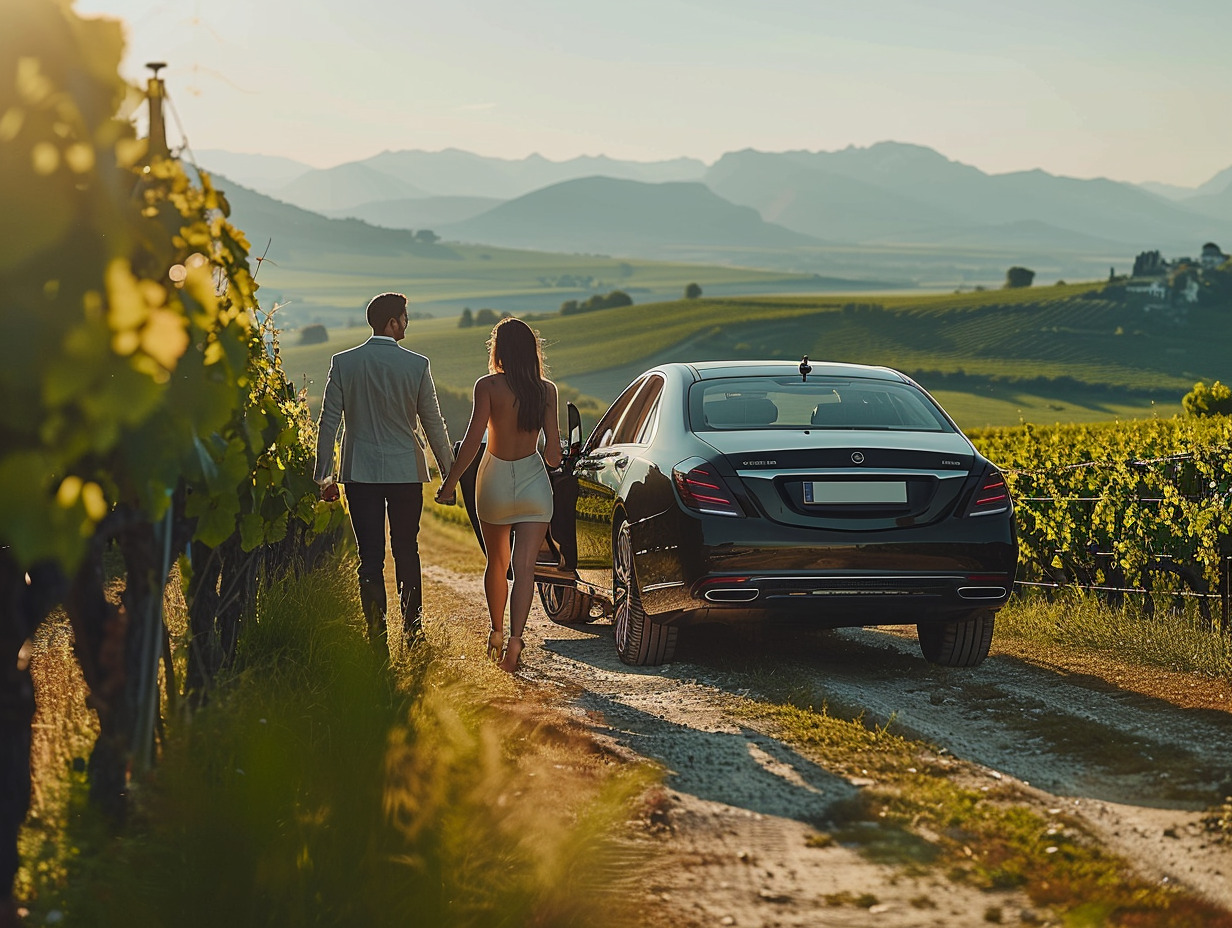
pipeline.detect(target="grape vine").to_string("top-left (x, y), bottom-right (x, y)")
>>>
top-left (971, 416), bottom-right (1232, 624)
top-left (0, 1), bottom-right (347, 889)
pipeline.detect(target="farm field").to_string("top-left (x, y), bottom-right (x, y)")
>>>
top-left (278, 282), bottom-right (1219, 430)
top-left (250, 238), bottom-right (863, 328)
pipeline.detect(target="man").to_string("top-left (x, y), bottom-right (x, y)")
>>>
top-left (314, 292), bottom-right (454, 648)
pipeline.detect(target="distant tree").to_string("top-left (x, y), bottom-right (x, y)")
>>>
top-left (1183, 380), bottom-right (1232, 418)
top-left (414, 229), bottom-right (440, 244)
top-left (475, 308), bottom-right (500, 327)
top-left (1004, 267), bottom-right (1035, 289)
top-left (560, 290), bottom-right (633, 315)
top-left (458, 308), bottom-right (474, 328)
top-left (500, 311), bottom-right (512, 319)
top-left (684, 282), bottom-right (702, 299)
top-left (298, 323), bottom-right (328, 345)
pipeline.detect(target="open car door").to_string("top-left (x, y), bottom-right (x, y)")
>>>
top-left (534, 402), bottom-right (582, 586)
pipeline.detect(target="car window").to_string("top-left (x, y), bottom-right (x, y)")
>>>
top-left (587, 377), bottom-right (645, 450)
top-left (633, 394), bottom-right (661, 445)
top-left (613, 375), bottom-right (664, 445)
top-left (689, 377), bottom-right (954, 432)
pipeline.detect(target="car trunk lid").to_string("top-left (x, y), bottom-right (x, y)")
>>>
top-left (701, 430), bottom-right (978, 530)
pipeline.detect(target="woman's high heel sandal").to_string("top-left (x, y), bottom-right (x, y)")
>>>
top-left (486, 628), bottom-right (503, 662)
top-left (498, 635), bottom-right (524, 673)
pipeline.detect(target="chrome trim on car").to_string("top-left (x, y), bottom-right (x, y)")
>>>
top-left (958, 586), bottom-right (1008, 599)
top-left (735, 468), bottom-right (969, 481)
top-left (704, 588), bottom-right (760, 602)
top-left (746, 574), bottom-right (964, 584)
top-left (642, 581), bottom-right (686, 593)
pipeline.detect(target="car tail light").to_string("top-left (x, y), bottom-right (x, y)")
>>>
top-left (673, 458), bottom-right (744, 517)
top-left (964, 466), bottom-right (1010, 517)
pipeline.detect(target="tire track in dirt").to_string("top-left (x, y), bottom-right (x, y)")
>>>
top-left (424, 562), bottom-right (1232, 921)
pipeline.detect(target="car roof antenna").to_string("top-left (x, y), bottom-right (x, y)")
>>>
top-left (799, 356), bottom-right (812, 382)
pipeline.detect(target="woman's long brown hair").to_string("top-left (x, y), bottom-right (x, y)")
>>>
top-left (487, 317), bottom-right (547, 433)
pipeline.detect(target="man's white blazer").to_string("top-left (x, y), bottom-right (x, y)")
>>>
top-left (314, 337), bottom-right (455, 484)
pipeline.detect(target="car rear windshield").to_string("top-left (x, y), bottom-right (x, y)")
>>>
top-left (689, 377), bottom-right (955, 432)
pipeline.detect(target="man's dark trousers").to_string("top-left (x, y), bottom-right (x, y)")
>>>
top-left (345, 482), bottom-right (424, 641)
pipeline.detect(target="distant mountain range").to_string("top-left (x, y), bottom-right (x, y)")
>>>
top-left (440, 177), bottom-right (813, 256)
top-left (195, 142), bottom-right (1232, 273)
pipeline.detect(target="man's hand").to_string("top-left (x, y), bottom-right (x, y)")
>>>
top-left (320, 481), bottom-right (340, 502)
top-left (434, 486), bottom-right (456, 506)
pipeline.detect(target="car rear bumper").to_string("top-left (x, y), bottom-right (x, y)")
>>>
top-left (633, 508), bottom-right (1017, 622)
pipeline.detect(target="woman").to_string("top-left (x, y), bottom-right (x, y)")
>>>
top-left (435, 318), bottom-right (561, 672)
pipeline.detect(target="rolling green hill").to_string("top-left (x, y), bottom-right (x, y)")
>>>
top-left (280, 283), bottom-right (1231, 432)
top-left (215, 175), bottom-right (846, 328)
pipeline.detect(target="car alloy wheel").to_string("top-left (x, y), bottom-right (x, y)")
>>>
top-left (613, 521), bottom-right (677, 666)
top-left (537, 582), bottom-right (596, 625)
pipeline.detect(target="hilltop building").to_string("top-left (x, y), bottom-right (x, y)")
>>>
top-left (1201, 242), bottom-right (1227, 269)
top-left (1123, 242), bottom-right (1226, 306)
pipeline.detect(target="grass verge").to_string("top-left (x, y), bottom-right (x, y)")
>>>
top-left (18, 553), bottom-right (653, 926)
top-left (734, 695), bottom-right (1232, 927)
top-left (997, 593), bottom-right (1232, 683)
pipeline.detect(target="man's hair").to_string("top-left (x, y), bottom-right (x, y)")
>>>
top-left (366, 292), bottom-right (408, 331)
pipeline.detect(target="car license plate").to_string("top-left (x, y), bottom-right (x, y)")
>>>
top-left (804, 481), bottom-right (907, 505)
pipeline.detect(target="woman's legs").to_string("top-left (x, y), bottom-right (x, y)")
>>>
top-left (479, 521), bottom-right (513, 636)
top-left (500, 521), bottom-right (550, 671)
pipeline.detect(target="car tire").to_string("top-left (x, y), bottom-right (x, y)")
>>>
top-left (917, 610), bottom-right (995, 667)
top-left (613, 521), bottom-right (677, 666)
top-left (538, 583), bottom-right (597, 625)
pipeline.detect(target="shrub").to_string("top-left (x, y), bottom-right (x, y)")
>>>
top-left (1004, 267), bottom-right (1035, 289)
top-left (298, 323), bottom-right (328, 345)
top-left (1182, 380), bottom-right (1232, 418)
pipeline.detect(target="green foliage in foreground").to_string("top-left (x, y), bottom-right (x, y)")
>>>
top-left (30, 562), bottom-right (649, 927)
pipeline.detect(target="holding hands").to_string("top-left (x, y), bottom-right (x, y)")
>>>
top-left (434, 478), bottom-right (456, 506)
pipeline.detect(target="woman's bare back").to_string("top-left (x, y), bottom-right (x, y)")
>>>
top-left (480, 373), bottom-right (560, 464)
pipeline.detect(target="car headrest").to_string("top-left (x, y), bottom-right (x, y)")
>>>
top-left (705, 395), bottom-right (779, 427)
top-left (811, 400), bottom-right (861, 425)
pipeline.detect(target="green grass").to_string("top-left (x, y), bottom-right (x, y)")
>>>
top-left (19, 556), bottom-right (653, 927)
top-left (255, 239), bottom-right (824, 326)
top-left (734, 696), bottom-right (1232, 926)
top-left (280, 283), bottom-right (1220, 429)
top-left (997, 593), bottom-right (1232, 682)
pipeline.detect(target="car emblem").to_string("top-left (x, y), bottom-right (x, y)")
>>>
top-left (851, 451), bottom-right (865, 464)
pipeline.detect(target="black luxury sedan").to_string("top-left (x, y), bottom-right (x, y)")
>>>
top-left (524, 359), bottom-right (1017, 668)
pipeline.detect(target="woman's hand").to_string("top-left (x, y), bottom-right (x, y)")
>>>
top-left (434, 485), bottom-right (456, 506)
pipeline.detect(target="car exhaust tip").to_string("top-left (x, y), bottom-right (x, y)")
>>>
top-left (958, 585), bottom-right (1007, 600)
top-left (704, 588), bottom-right (761, 603)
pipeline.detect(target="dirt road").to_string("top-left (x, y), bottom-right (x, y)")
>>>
top-left (423, 559), bottom-right (1232, 927)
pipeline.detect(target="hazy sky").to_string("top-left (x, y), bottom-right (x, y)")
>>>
top-left (74, 0), bottom-right (1232, 187)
